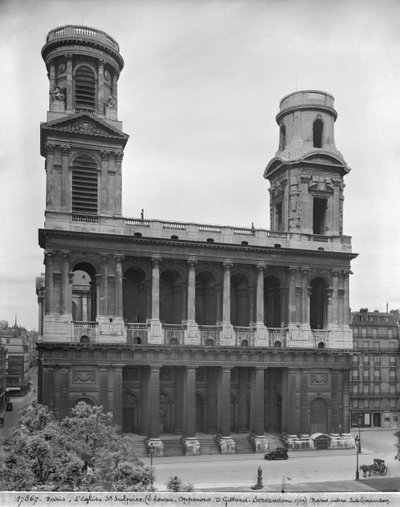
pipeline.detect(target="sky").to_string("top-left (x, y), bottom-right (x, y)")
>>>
top-left (1, 0), bottom-right (400, 330)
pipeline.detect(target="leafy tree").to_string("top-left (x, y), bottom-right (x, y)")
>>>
top-left (166, 476), bottom-right (194, 492)
top-left (0, 401), bottom-right (153, 492)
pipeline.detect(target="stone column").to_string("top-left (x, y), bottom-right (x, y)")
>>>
top-left (115, 152), bottom-right (123, 217)
top-left (249, 367), bottom-right (268, 452)
top-left (174, 367), bottom-right (184, 435)
top-left (254, 263), bottom-right (268, 345)
top-left (100, 255), bottom-right (108, 318)
top-left (288, 267), bottom-right (298, 327)
top-left (99, 366), bottom-right (109, 411)
top-left (60, 251), bottom-right (70, 316)
top-left (343, 271), bottom-right (350, 325)
top-left (182, 366), bottom-right (200, 454)
top-left (42, 367), bottom-right (55, 411)
top-left (331, 271), bottom-right (339, 328)
top-left (301, 268), bottom-right (311, 327)
top-left (238, 369), bottom-right (248, 432)
top-left (221, 261), bottom-right (234, 345)
top-left (216, 367), bottom-right (235, 453)
top-left (45, 143), bottom-right (55, 211)
top-left (65, 53), bottom-right (73, 113)
top-left (49, 59), bottom-right (56, 104)
top-left (286, 369), bottom-right (300, 435)
top-left (184, 257), bottom-right (199, 344)
top-left (300, 370), bottom-right (309, 433)
top-left (37, 287), bottom-right (45, 337)
top-left (59, 365), bottom-right (70, 419)
top-left (113, 365), bottom-right (123, 429)
top-left (207, 368), bottom-right (217, 433)
top-left (146, 365), bottom-right (164, 455)
top-left (100, 151), bottom-right (109, 216)
top-left (112, 73), bottom-right (118, 107)
top-left (325, 288), bottom-right (333, 336)
top-left (149, 256), bottom-right (162, 343)
top-left (342, 369), bottom-right (351, 433)
top-left (61, 145), bottom-right (70, 211)
top-left (44, 251), bottom-right (54, 315)
top-left (115, 255), bottom-right (123, 319)
top-left (98, 60), bottom-right (105, 117)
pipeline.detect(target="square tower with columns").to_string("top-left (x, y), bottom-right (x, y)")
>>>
top-left (37, 26), bottom-right (357, 456)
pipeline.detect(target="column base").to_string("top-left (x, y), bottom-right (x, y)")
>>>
top-left (287, 324), bottom-right (312, 347)
top-left (181, 436), bottom-right (200, 455)
top-left (220, 323), bottom-right (235, 346)
top-left (182, 320), bottom-right (200, 345)
top-left (253, 323), bottom-right (268, 346)
top-left (147, 319), bottom-right (163, 344)
top-left (98, 317), bottom-right (125, 343)
top-left (145, 438), bottom-right (164, 457)
top-left (216, 435), bottom-right (236, 454)
top-left (43, 315), bottom-right (72, 342)
top-left (249, 434), bottom-right (269, 453)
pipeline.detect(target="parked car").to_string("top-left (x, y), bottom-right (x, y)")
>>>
top-left (6, 402), bottom-right (13, 411)
top-left (264, 447), bottom-right (288, 460)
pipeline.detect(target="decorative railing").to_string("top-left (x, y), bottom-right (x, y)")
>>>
top-left (199, 326), bottom-right (221, 346)
top-left (72, 214), bottom-right (99, 223)
top-left (48, 26), bottom-right (120, 51)
top-left (163, 324), bottom-right (184, 345)
top-left (234, 327), bottom-right (254, 346)
top-left (73, 321), bottom-right (98, 342)
top-left (126, 323), bottom-right (148, 344)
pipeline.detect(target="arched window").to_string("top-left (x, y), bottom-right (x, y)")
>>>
top-left (72, 263), bottom-right (97, 321)
top-left (195, 272), bottom-right (217, 325)
top-left (279, 124), bottom-right (286, 150)
top-left (310, 277), bottom-right (327, 329)
top-left (72, 155), bottom-right (98, 215)
top-left (160, 269), bottom-right (184, 324)
top-left (75, 66), bottom-right (96, 112)
top-left (123, 268), bottom-right (147, 323)
top-left (264, 276), bottom-right (281, 327)
top-left (231, 274), bottom-right (250, 326)
top-left (313, 119), bottom-right (323, 148)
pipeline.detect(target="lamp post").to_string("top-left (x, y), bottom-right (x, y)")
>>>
top-left (355, 435), bottom-right (360, 480)
top-left (358, 426), bottom-right (362, 453)
top-left (149, 443), bottom-right (154, 467)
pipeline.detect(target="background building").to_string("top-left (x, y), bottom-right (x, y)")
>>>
top-left (0, 320), bottom-right (31, 396)
top-left (350, 308), bottom-right (400, 428)
top-left (37, 25), bottom-right (357, 456)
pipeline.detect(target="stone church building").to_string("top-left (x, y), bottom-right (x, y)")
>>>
top-left (37, 25), bottom-right (357, 455)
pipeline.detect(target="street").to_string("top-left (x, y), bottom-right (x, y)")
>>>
top-left (147, 429), bottom-right (400, 491)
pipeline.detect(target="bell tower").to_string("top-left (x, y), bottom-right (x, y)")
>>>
top-left (264, 90), bottom-right (350, 236)
top-left (40, 26), bottom-right (128, 222)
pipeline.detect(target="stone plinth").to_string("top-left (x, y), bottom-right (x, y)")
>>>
top-left (182, 437), bottom-right (200, 455)
top-left (217, 436), bottom-right (236, 454)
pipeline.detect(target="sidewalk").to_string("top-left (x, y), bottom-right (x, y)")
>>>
top-left (195, 478), bottom-right (400, 493)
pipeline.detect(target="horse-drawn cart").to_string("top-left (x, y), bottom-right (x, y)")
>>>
top-left (360, 458), bottom-right (388, 477)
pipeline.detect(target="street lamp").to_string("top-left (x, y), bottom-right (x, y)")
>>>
top-left (355, 435), bottom-right (360, 480)
top-left (358, 426), bottom-right (362, 454)
top-left (149, 443), bottom-right (154, 467)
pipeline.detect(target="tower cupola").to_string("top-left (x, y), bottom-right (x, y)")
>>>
top-left (41, 25), bottom-right (124, 125)
top-left (264, 90), bottom-right (350, 236)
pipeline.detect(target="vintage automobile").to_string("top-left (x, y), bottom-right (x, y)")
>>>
top-left (264, 447), bottom-right (289, 460)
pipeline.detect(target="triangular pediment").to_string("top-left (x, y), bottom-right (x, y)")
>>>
top-left (40, 113), bottom-right (129, 154)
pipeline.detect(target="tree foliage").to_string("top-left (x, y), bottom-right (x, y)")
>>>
top-left (0, 401), bottom-right (154, 492)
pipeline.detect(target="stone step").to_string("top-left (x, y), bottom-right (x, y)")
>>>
top-left (197, 437), bottom-right (221, 455)
top-left (129, 439), bottom-right (148, 458)
top-left (162, 439), bottom-right (186, 456)
top-left (233, 435), bottom-right (254, 454)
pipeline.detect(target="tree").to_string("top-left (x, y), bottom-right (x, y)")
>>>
top-left (0, 401), bottom-right (154, 491)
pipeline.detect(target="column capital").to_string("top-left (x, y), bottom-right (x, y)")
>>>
top-left (220, 366), bottom-right (231, 373)
top-left (114, 254), bottom-right (124, 262)
top-left (60, 250), bottom-right (70, 258)
top-left (101, 150), bottom-right (110, 161)
top-left (61, 144), bottom-right (70, 155)
top-left (187, 256), bottom-right (197, 267)
top-left (256, 262), bottom-right (266, 271)
top-left (223, 260), bottom-right (233, 269)
top-left (152, 255), bottom-right (161, 266)
top-left (45, 143), bottom-right (56, 155)
top-left (115, 151), bottom-right (124, 163)
top-left (332, 270), bottom-right (340, 278)
top-left (289, 266), bottom-right (299, 273)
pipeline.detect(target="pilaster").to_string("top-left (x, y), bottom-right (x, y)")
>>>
top-left (254, 263), bottom-right (268, 346)
top-left (183, 257), bottom-right (199, 344)
top-left (249, 367), bottom-right (268, 452)
top-left (146, 365), bottom-right (163, 456)
top-left (182, 366), bottom-right (200, 455)
top-left (216, 366), bottom-right (235, 453)
top-left (148, 256), bottom-right (163, 344)
top-left (221, 261), bottom-right (234, 346)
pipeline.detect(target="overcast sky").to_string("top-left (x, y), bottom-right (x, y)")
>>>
top-left (1, 0), bottom-right (400, 330)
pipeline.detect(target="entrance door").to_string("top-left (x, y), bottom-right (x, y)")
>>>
top-left (373, 412), bottom-right (381, 427)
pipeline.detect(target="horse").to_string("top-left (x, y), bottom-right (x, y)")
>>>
top-left (359, 464), bottom-right (374, 477)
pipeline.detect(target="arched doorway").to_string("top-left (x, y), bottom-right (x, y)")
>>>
top-left (231, 274), bottom-right (250, 326)
top-left (123, 393), bottom-right (139, 433)
top-left (195, 271), bottom-right (217, 325)
top-left (264, 275), bottom-right (281, 327)
top-left (72, 263), bottom-right (97, 321)
top-left (160, 270), bottom-right (184, 324)
top-left (196, 393), bottom-right (204, 433)
top-left (310, 277), bottom-right (328, 329)
top-left (310, 397), bottom-right (328, 433)
top-left (123, 267), bottom-right (147, 322)
top-left (160, 393), bottom-right (172, 433)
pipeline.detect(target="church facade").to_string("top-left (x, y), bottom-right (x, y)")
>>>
top-left (37, 25), bottom-right (357, 455)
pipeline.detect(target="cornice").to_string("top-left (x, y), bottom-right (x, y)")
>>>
top-left (38, 228), bottom-right (358, 261)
